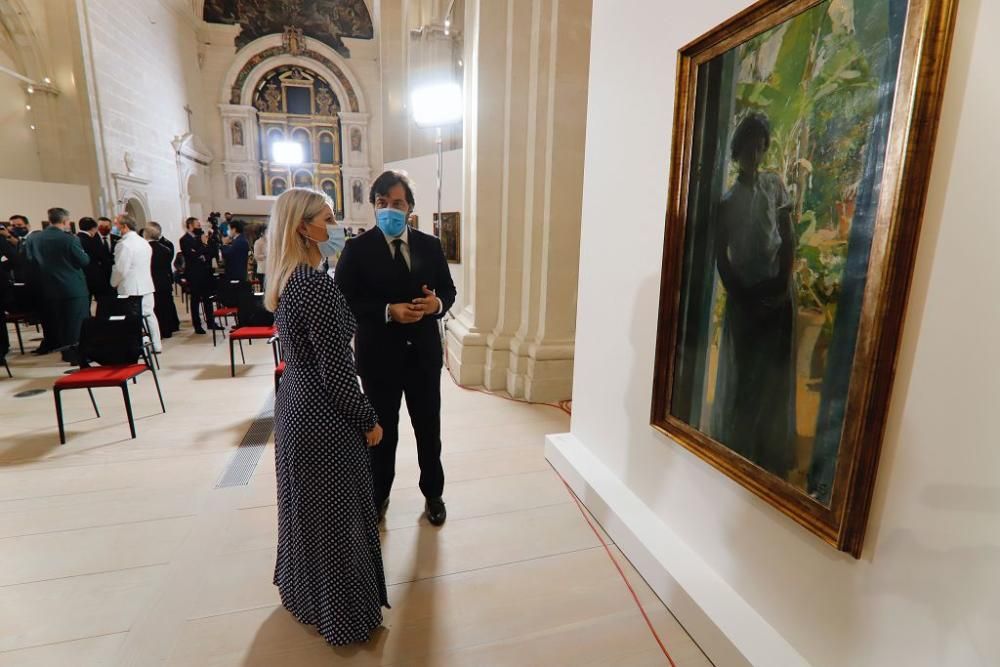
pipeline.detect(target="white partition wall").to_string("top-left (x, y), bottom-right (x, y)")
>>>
top-left (554, 0), bottom-right (999, 665)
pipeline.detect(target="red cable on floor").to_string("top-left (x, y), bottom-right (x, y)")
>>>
top-left (443, 359), bottom-right (671, 662)
top-left (556, 474), bottom-right (677, 667)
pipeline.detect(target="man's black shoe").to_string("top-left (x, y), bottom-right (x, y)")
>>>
top-left (426, 498), bottom-right (447, 526)
top-left (31, 346), bottom-right (52, 356)
top-left (194, 328), bottom-right (207, 335)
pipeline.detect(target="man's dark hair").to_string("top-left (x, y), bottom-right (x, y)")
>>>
top-left (47, 208), bottom-right (70, 225)
top-left (119, 216), bottom-right (138, 231)
top-left (98, 216), bottom-right (112, 225)
top-left (369, 170), bottom-right (415, 209)
top-left (229, 220), bottom-right (244, 234)
top-left (9, 215), bottom-right (28, 226)
top-left (185, 217), bottom-right (198, 229)
top-left (730, 112), bottom-right (771, 160)
top-left (78, 217), bottom-right (97, 231)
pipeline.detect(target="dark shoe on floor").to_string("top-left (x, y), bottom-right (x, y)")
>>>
top-left (378, 497), bottom-right (390, 524)
top-left (426, 498), bottom-right (447, 526)
top-left (194, 328), bottom-right (207, 335)
top-left (31, 346), bottom-right (52, 356)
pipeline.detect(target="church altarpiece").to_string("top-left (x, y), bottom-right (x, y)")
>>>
top-left (218, 30), bottom-right (374, 227)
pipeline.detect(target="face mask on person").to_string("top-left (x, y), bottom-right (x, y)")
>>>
top-left (110, 225), bottom-right (122, 237)
top-left (318, 224), bottom-right (346, 257)
top-left (11, 227), bottom-right (27, 238)
top-left (375, 208), bottom-right (407, 238)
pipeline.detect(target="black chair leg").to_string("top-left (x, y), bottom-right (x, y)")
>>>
top-left (238, 340), bottom-right (245, 364)
top-left (150, 369), bottom-right (166, 414)
top-left (271, 341), bottom-right (279, 368)
top-left (54, 389), bottom-right (66, 444)
top-left (13, 320), bottom-right (24, 355)
top-left (87, 388), bottom-right (100, 417)
top-left (2, 357), bottom-right (11, 378)
top-left (121, 383), bottom-right (136, 439)
top-left (229, 338), bottom-right (236, 377)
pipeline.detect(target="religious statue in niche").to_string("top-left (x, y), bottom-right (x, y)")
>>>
top-left (263, 83), bottom-right (282, 113)
top-left (235, 176), bottom-right (248, 200)
top-left (315, 87), bottom-right (337, 116)
top-left (350, 127), bottom-right (363, 153)
top-left (352, 179), bottom-right (364, 205)
top-left (231, 120), bottom-right (244, 146)
top-left (282, 25), bottom-right (304, 56)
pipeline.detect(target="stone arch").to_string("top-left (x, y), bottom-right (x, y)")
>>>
top-left (124, 196), bottom-right (148, 229)
top-left (220, 34), bottom-right (367, 113)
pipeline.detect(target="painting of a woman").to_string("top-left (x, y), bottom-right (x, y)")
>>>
top-left (711, 113), bottom-right (797, 478)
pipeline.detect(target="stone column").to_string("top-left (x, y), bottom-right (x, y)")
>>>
top-left (446, 0), bottom-right (591, 402)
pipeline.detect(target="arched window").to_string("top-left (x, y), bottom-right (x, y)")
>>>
top-left (294, 171), bottom-right (313, 188)
top-left (271, 178), bottom-right (287, 196)
top-left (321, 179), bottom-right (337, 202)
top-left (292, 128), bottom-right (312, 162)
top-left (319, 133), bottom-right (335, 164)
top-left (235, 176), bottom-right (248, 199)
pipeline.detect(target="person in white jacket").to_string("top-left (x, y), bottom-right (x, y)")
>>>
top-left (253, 224), bottom-right (267, 289)
top-left (110, 215), bottom-right (161, 353)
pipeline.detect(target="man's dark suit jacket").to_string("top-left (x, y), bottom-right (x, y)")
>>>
top-left (180, 233), bottom-right (217, 291)
top-left (150, 238), bottom-right (175, 294)
top-left (78, 232), bottom-right (113, 295)
top-left (28, 227), bottom-right (90, 300)
top-left (221, 234), bottom-right (250, 283)
top-left (335, 226), bottom-right (456, 379)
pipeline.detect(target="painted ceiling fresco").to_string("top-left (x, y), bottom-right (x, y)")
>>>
top-left (203, 0), bottom-right (374, 57)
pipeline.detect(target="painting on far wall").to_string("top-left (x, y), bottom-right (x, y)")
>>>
top-left (650, 0), bottom-right (957, 557)
top-left (433, 212), bottom-right (461, 264)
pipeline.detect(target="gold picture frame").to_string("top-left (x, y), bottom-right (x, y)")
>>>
top-left (650, 0), bottom-right (958, 557)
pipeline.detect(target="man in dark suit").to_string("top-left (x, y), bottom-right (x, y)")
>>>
top-left (145, 222), bottom-right (180, 339)
top-left (221, 219), bottom-right (249, 283)
top-left (335, 171), bottom-right (457, 526)
top-left (96, 217), bottom-right (118, 257)
top-left (0, 224), bottom-right (17, 360)
top-left (77, 217), bottom-right (113, 300)
top-left (180, 217), bottom-right (220, 334)
top-left (27, 208), bottom-right (90, 363)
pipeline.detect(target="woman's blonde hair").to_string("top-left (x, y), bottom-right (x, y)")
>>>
top-left (264, 187), bottom-right (333, 312)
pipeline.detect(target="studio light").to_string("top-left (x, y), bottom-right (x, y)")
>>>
top-left (411, 82), bottom-right (463, 129)
top-left (271, 140), bottom-right (303, 165)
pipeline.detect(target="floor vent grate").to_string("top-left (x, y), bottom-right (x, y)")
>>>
top-left (216, 396), bottom-right (274, 488)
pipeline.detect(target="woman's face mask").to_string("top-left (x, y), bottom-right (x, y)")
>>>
top-left (318, 225), bottom-right (346, 257)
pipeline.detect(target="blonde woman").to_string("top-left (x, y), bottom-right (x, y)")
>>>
top-left (265, 188), bottom-right (387, 645)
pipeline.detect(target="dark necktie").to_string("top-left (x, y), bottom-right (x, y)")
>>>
top-left (392, 239), bottom-right (408, 273)
top-left (103, 236), bottom-right (111, 252)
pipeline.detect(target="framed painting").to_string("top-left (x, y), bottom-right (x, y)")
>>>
top-left (433, 212), bottom-right (462, 264)
top-left (650, 0), bottom-right (957, 556)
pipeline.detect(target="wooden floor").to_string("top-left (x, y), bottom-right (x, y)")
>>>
top-left (0, 310), bottom-right (711, 666)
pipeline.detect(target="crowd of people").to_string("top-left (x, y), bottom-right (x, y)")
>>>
top-left (2, 172), bottom-right (457, 648)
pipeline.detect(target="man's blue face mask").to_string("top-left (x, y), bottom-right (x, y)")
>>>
top-left (375, 208), bottom-right (407, 238)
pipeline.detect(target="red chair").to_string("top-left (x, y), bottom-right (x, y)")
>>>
top-left (229, 326), bottom-right (278, 376)
top-left (274, 361), bottom-right (285, 393)
top-left (53, 316), bottom-right (165, 444)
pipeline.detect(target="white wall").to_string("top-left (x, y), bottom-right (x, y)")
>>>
top-left (0, 178), bottom-right (93, 225)
top-left (385, 148), bottom-right (465, 314)
top-left (566, 0), bottom-right (997, 665)
top-left (0, 51), bottom-right (43, 181)
top-left (80, 0), bottom-right (202, 241)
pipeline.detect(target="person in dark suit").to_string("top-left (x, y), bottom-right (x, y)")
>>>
top-left (77, 217), bottom-right (113, 301)
top-left (180, 216), bottom-right (220, 334)
top-left (221, 219), bottom-right (249, 283)
top-left (26, 208), bottom-right (90, 363)
top-left (96, 217), bottom-right (118, 258)
top-left (145, 222), bottom-right (180, 339)
top-left (335, 171), bottom-right (457, 526)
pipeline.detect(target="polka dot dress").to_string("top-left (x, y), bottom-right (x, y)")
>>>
top-left (272, 264), bottom-right (389, 646)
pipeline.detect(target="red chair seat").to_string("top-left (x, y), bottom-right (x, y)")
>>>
top-left (213, 307), bottom-right (238, 317)
top-left (55, 364), bottom-right (148, 389)
top-left (230, 326), bottom-right (275, 340)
